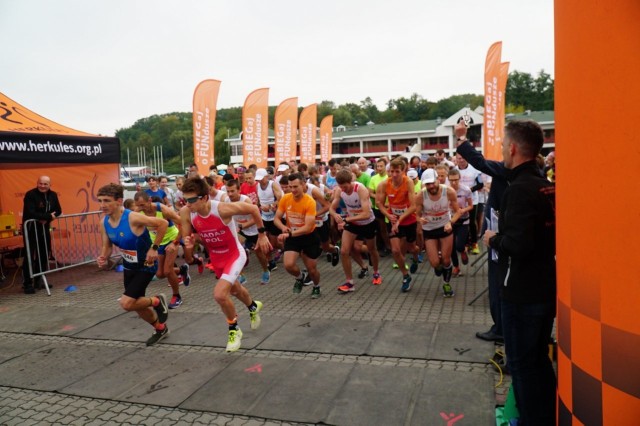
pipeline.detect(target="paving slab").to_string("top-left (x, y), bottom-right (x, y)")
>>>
top-left (256, 317), bottom-right (381, 354)
top-left (0, 339), bottom-right (49, 364)
top-left (367, 321), bottom-right (437, 358)
top-left (163, 312), bottom-right (287, 349)
top-left (181, 357), bottom-right (353, 424)
top-left (0, 342), bottom-right (135, 391)
top-left (61, 349), bottom-right (237, 407)
top-left (0, 305), bottom-right (122, 336)
top-left (429, 323), bottom-right (495, 363)
top-left (409, 369), bottom-right (494, 426)
top-left (325, 363), bottom-right (422, 426)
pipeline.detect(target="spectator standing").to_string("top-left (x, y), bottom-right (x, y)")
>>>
top-left (22, 176), bottom-right (62, 294)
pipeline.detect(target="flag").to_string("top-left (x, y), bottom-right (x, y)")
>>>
top-left (483, 42), bottom-right (502, 161)
top-left (495, 62), bottom-right (510, 152)
top-left (299, 104), bottom-right (317, 164)
top-left (242, 88), bottom-right (269, 168)
top-left (319, 115), bottom-right (333, 163)
top-left (274, 97), bottom-right (298, 164)
top-left (192, 80), bottom-right (220, 176)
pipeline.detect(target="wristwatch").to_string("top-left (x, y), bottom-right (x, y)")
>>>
top-left (151, 244), bottom-right (159, 251)
top-left (257, 227), bottom-right (266, 234)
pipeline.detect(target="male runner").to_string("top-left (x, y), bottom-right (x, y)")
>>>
top-left (96, 183), bottom-right (170, 346)
top-left (447, 168), bottom-right (473, 277)
top-left (274, 173), bottom-right (322, 298)
top-left (415, 169), bottom-right (461, 297)
top-left (180, 177), bottom-right (270, 352)
top-left (331, 169), bottom-right (382, 293)
top-left (255, 167), bottom-right (283, 271)
top-left (376, 158), bottom-right (419, 292)
top-left (226, 179), bottom-right (271, 285)
top-left (368, 158), bottom-right (391, 256)
top-left (133, 191), bottom-right (191, 309)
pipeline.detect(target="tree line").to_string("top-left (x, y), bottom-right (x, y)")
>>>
top-left (116, 69), bottom-right (553, 173)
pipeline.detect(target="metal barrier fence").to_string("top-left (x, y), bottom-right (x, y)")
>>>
top-left (23, 211), bottom-right (105, 296)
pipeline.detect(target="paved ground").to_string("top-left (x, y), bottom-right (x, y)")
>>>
top-left (0, 245), bottom-right (509, 426)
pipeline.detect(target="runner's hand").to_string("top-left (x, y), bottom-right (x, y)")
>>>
top-left (96, 255), bottom-right (107, 268)
top-left (257, 234), bottom-right (273, 254)
top-left (184, 234), bottom-right (196, 250)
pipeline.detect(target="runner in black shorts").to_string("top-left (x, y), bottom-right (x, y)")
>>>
top-left (274, 173), bottom-right (323, 299)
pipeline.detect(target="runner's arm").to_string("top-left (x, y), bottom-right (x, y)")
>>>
top-left (96, 222), bottom-right (112, 268)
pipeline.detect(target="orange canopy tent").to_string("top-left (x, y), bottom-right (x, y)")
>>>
top-left (0, 92), bottom-right (120, 226)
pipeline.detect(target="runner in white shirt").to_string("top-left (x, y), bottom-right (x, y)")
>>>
top-left (447, 168), bottom-right (474, 277)
top-left (456, 154), bottom-right (483, 254)
top-left (415, 169), bottom-right (461, 297)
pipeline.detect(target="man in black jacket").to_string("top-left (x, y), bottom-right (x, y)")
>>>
top-left (22, 176), bottom-right (62, 294)
top-left (483, 120), bottom-right (556, 425)
top-left (455, 122), bottom-right (508, 342)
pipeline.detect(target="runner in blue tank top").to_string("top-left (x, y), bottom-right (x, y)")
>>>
top-left (96, 183), bottom-right (171, 346)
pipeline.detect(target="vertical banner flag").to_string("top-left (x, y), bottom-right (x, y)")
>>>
top-left (274, 97), bottom-right (298, 164)
top-left (495, 61), bottom-right (510, 153)
top-left (192, 80), bottom-right (221, 177)
top-left (243, 88), bottom-right (269, 168)
top-left (319, 115), bottom-right (333, 164)
top-left (299, 104), bottom-right (317, 164)
top-left (483, 42), bottom-right (502, 160)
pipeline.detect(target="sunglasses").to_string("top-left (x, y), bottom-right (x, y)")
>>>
top-left (184, 195), bottom-right (204, 204)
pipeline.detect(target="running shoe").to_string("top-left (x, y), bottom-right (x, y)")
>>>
top-left (326, 252), bottom-right (332, 263)
top-left (452, 267), bottom-right (463, 277)
top-left (146, 326), bottom-right (169, 346)
top-left (434, 266), bottom-right (443, 277)
top-left (179, 264), bottom-right (191, 286)
top-left (293, 273), bottom-right (306, 294)
top-left (401, 274), bottom-right (412, 292)
top-left (311, 286), bottom-right (321, 299)
top-left (410, 259), bottom-right (419, 274)
top-left (168, 294), bottom-right (182, 309)
top-left (460, 250), bottom-right (469, 265)
top-left (417, 252), bottom-right (424, 263)
top-left (337, 282), bottom-right (355, 293)
top-left (268, 260), bottom-right (278, 272)
top-left (206, 262), bottom-right (215, 271)
top-left (250, 301), bottom-right (263, 330)
top-left (470, 243), bottom-right (480, 255)
top-left (272, 250), bottom-right (283, 263)
top-left (331, 246), bottom-right (340, 266)
top-left (238, 275), bottom-right (247, 285)
top-left (393, 263), bottom-right (408, 270)
top-left (372, 273), bottom-right (383, 285)
top-left (442, 283), bottom-right (454, 297)
top-left (443, 266), bottom-right (453, 283)
top-left (303, 274), bottom-right (314, 286)
top-left (358, 267), bottom-right (369, 279)
top-left (153, 294), bottom-right (169, 324)
top-left (226, 328), bottom-right (243, 352)
top-left (260, 271), bottom-right (270, 285)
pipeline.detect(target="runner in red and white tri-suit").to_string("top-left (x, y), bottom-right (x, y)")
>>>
top-left (180, 177), bottom-right (272, 352)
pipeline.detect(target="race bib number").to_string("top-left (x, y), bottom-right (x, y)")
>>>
top-left (391, 207), bottom-right (406, 216)
top-left (121, 249), bottom-right (138, 263)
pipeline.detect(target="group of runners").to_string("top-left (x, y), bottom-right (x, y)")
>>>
top-left (97, 149), bottom-right (486, 352)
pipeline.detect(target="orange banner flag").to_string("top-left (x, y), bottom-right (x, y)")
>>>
top-left (274, 97), bottom-right (298, 164)
top-left (319, 115), bottom-right (333, 164)
top-left (299, 104), bottom-right (317, 165)
top-left (192, 80), bottom-right (221, 176)
top-left (495, 61), bottom-right (510, 153)
top-left (483, 42), bottom-right (502, 161)
top-left (242, 88), bottom-right (269, 168)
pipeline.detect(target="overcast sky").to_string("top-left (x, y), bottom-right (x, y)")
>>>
top-left (1, 0), bottom-right (554, 136)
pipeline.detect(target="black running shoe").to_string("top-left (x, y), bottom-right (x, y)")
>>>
top-left (153, 294), bottom-right (169, 324)
top-left (179, 264), bottom-right (191, 286)
top-left (146, 326), bottom-right (169, 346)
top-left (331, 246), bottom-right (340, 266)
top-left (268, 260), bottom-right (278, 272)
top-left (358, 267), bottom-right (369, 279)
top-left (293, 273), bottom-right (306, 294)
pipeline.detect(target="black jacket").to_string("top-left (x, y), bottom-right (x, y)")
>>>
top-left (22, 188), bottom-right (62, 223)
top-left (488, 160), bottom-right (556, 304)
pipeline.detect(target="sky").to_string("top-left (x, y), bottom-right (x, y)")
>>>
top-left (1, 0), bottom-right (554, 136)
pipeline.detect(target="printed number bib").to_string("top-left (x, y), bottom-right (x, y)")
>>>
top-left (121, 249), bottom-right (138, 263)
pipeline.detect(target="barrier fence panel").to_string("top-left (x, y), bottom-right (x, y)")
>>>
top-left (23, 211), bottom-right (111, 295)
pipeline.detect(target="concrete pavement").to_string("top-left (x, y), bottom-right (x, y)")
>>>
top-left (0, 246), bottom-right (507, 425)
